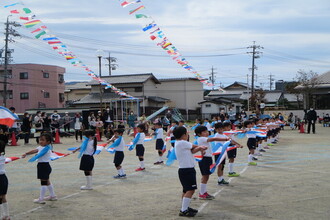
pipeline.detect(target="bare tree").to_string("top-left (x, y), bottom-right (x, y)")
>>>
top-left (295, 70), bottom-right (319, 109)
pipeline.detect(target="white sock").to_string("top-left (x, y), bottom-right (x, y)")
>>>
top-left (200, 183), bottom-right (207, 195)
top-left (140, 161), bottom-right (145, 168)
top-left (258, 144), bottom-right (262, 150)
top-left (40, 186), bottom-right (47, 200)
top-left (181, 197), bottom-right (191, 212)
top-left (47, 184), bottom-right (56, 197)
top-left (86, 176), bottom-right (92, 187)
top-left (119, 168), bottom-right (125, 175)
top-left (2, 202), bottom-right (9, 218)
top-left (159, 156), bottom-right (163, 162)
top-left (218, 176), bottom-right (224, 182)
top-left (248, 154), bottom-right (253, 162)
top-left (117, 169), bottom-right (121, 175)
top-left (228, 163), bottom-right (234, 173)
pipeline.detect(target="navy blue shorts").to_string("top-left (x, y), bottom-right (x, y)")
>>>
top-left (0, 174), bottom-right (8, 195)
top-left (80, 155), bottom-right (95, 171)
top-left (198, 157), bottom-right (213, 175)
top-left (178, 168), bottom-right (197, 193)
top-left (156, 139), bottom-right (164, 150)
top-left (37, 162), bottom-right (52, 180)
top-left (136, 144), bottom-right (145, 157)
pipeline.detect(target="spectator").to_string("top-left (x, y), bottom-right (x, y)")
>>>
top-left (74, 113), bottom-right (84, 142)
top-left (50, 110), bottom-right (61, 134)
top-left (88, 112), bottom-right (96, 129)
top-left (162, 116), bottom-right (170, 132)
top-left (323, 114), bottom-right (330, 127)
top-left (63, 112), bottom-right (71, 136)
top-left (34, 111), bottom-right (44, 143)
top-left (127, 111), bottom-right (137, 135)
top-left (21, 112), bottom-right (32, 145)
top-left (307, 108), bottom-right (317, 134)
top-left (8, 107), bottom-right (18, 143)
top-left (103, 107), bottom-right (114, 129)
top-left (95, 117), bottom-right (104, 139)
top-left (165, 110), bottom-right (172, 124)
top-left (41, 112), bottom-right (51, 132)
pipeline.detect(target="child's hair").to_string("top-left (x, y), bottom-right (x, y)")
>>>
top-left (223, 122), bottom-right (231, 128)
top-left (214, 122), bottom-right (224, 129)
top-left (173, 121), bottom-right (179, 125)
top-left (254, 118), bottom-right (259, 124)
top-left (194, 125), bottom-right (207, 136)
top-left (114, 129), bottom-right (124, 135)
top-left (40, 133), bottom-right (53, 144)
top-left (173, 126), bottom-right (187, 139)
top-left (137, 123), bottom-right (146, 132)
top-left (0, 140), bottom-right (6, 155)
top-left (179, 120), bottom-right (184, 124)
top-left (244, 120), bottom-right (253, 128)
top-left (196, 118), bottom-right (201, 123)
top-left (204, 118), bottom-right (209, 121)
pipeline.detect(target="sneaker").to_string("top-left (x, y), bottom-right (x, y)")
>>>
top-left (113, 174), bottom-right (127, 179)
top-left (259, 149), bottom-right (266, 152)
top-left (153, 161), bottom-right (164, 165)
top-left (252, 157), bottom-right (258, 161)
top-left (33, 198), bottom-right (46, 204)
top-left (179, 209), bottom-right (197, 217)
top-left (264, 146), bottom-right (270, 149)
top-left (248, 162), bottom-right (257, 166)
top-left (267, 143), bottom-right (274, 146)
top-left (255, 152), bottom-right (262, 156)
top-left (218, 179), bottom-right (229, 185)
top-left (228, 172), bottom-right (240, 177)
top-left (44, 196), bottom-right (58, 201)
top-left (135, 167), bottom-right (145, 172)
top-left (188, 207), bottom-right (198, 214)
top-left (199, 192), bottom-right (215, 200)
top-left (80, 186), bottom-right (93, 190)
top-left (121, 174), bottom-right (127, 178)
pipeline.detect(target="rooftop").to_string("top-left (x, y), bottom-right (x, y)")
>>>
top-left (89, 73), bottom-right (160, 85)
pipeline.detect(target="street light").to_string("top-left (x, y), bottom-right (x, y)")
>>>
top-left (96, 49), bottom-right (104, 112)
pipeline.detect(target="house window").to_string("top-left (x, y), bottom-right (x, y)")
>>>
top-left (59, 93), bottom-right (65, 102)
top-left (58, 74), bottom-right (64, 83)
top-left (20, 92), bottom-right (29, 99)
top-left (44, 92), bottom-right (50, 98)
top-left (0, 90), bottom-right (13, 99)
top-left (20, 72), bottom-right (28, 79)
top-left (205, 104), bottom-right (211, 108)
top-left (135, 87), bottom-right (143, 92)
top-left (43, 72), bottom-right (49, 78)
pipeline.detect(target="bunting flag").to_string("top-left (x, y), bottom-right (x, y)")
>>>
top-left (28, 145), bottom-right (52, 162)
top-left (0, 106), bottom-right (19, 127)
top-left (2, 2), bottom-right (135, 99)
top-left (117, 0), bottom-right (219, 89)
top-left (5, 156), bottom-right (20, 164)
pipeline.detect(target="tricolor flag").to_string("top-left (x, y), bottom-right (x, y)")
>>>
top-left (94, 143), bottom-right (107, 155)
top-left (107, 148), bottom-right (116, 154)
top-left (121, 0), bottom-right (141, 8)
top-left (5, 157), bottom-right (20, 164)
top-left (24, 20), bottom-right (42, 28)
top-left (144, 136), bottom-right (153, 142)
top-left (210, 141), bottom-right (230, 173)
top-left (194, 155), bottom-right (203, 162)
top-left (129, 5), bottom-right (145, 15)
top-left (50, 151), bottom-right (70, 161)
top-left (0, 106), bottom-right (19, 127)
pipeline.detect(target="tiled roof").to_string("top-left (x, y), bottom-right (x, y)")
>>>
top-left (88, 73), bottom-right (160, 85)
top-left (65, 82), bottom-right (90, 91)
top-left (317, 71), bottom-right (330, 84)
top-left (73, 93), bottom-right (121, 104)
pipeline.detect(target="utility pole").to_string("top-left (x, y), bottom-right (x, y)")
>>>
top-left (104, 52), bottom-right (118, 76)
top-left (269, 74), bottom-right (275, 90)
top-left (246, 74), bottom-right (250, 112)
top-left (247, 41), bottom-right (263, 109)
top-left (2, 15), bottom-right (21, 107)
top-left (209, 66), bottom-right (216, 90)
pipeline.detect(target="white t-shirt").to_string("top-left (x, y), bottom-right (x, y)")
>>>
top-left (156, 128), bottom-right (163, 139)
top-left (204, 122), bottom-right (211, 131)
top-left (84, 139), bottom-right (95, 156)
top-left (0, 155), bottom-right (5, 175)
top-left (74, 117), bottom-right (82, 130)
top-left (175, 140), bottom-right (195, 169)
top-left (36, 146), bottom-right (51, 163)
top-left (12, 113), bottom-right (18, 128)
top-left (136, 132), bottom-right (145, 145)
top-left (214, 133), bottom-right (228, 145)
top-left (169, 126), bottom-right (176, 137)
top-left (197, 137), bottom-right (212, 157)
top-left (116, 137), bottom-right (125, 152)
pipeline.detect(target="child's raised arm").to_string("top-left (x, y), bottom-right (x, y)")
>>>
top-left (207, 137), bottom-right (230, 142)
top-left (22, 149), bottom-right (38, 158)
top-left (191, 144), bottom-right (207, 154)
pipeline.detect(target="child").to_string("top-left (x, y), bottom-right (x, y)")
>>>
top-left (73, 130), bottom-right (97, 190)
top-left (174, 126), bottom-right (207, 217)
top-left (153, 122), bottom-right (165, 165)
top-left (167, 121), bottom-right (178, 147)
top-left (132, 124), bottom-right (146, 171)
top-left (222, 122), bottom-right (243, 177)
top-left (22, 133), bottom-right (57, 204)
top-left (244, 120), bottom-right (257, 166)
top-left (108, 129), bottom-right (126, 178)
top-left (0, 140), bottom-right (10, 220)
top-left (195, 125), bottom-right (230, 198)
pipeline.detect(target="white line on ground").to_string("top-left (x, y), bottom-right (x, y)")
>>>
top-left (198, 166), bottom-right (249, 213)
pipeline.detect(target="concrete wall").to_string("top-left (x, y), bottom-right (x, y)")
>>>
top-left (1, 64), bottom-right (65, 113)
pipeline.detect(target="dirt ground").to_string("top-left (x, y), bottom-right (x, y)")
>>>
top-left (4, 124), bottom-right (330, 220)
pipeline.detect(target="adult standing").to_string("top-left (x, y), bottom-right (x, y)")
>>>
top-left (165, 110), bottom-right (172, 124)
top-left (103, 107), bottom-right (114, 130)
top-left (127, 111), bottom-right (137, 135)
top-left (41, 112), bottom-right (51, 132)
top-left (63, 112), bottom-right (71, 137)
top-left (8, 107), bottom-right (18, 143)
top-left (307, 108), bottom-right (317, 134)
top-left (21, 112), bottom-right (32, 145)
top-left (74, 113), bottom-right (84, 142)
top-left (50, 110), bottom-right (61, 135)
top-left (34, 111), bottom-right (44, 143)
top-left (228, 108), bottom-right (236, 124)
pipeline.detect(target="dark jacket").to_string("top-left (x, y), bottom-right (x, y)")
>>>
top-left (21, 117), bottom-right (32, 132)
top-left (307, 110), bottom-right (317, 121)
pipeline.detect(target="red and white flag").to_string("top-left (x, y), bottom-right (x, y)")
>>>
top-left (0, 106), bottom-right (19, 127)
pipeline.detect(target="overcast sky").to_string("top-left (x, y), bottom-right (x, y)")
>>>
top-left (1, 0), bottom-right (330, 89)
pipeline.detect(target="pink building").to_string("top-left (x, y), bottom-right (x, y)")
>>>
top-left (0, 63), bottom-right (65, 113)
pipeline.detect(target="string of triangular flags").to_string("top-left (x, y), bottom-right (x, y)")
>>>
top-left (2, 1), bottom-right (135, 99)
top-left (117, 0), bottom-right (222, 90)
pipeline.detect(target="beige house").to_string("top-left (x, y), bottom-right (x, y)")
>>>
top-left (64, 82), bottom-right (91, 106)
top-left (66, 73), bottom-right (203, 119)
